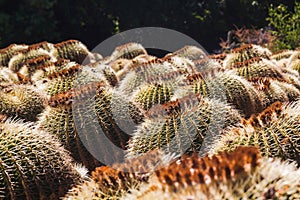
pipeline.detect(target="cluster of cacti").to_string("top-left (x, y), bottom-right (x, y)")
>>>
top-left (123, 146), bottom-right (300, 199)
top-left (209, 101), bottom-right (300, 165)
top-left (63, 150), bottom-right (170, 199)
top-left (0, 39), bottom-right (299, 199)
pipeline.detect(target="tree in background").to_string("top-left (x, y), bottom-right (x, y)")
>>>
top-left (267, 1), bottom-right (300, 51)
top-left (0, 0), bottom-right (297, 52)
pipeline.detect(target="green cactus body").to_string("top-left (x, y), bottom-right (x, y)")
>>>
top-left (38, 81), bottom-right (141, 170)
top-left (189, 71), bottom-right (264, 117)
top-left (123, 146), bottom-right (300, 200)
top-left (0, 119), bottom-right (84, 199)
top-left (54, 40), bottom-right (90, 64)
top-left (223, 44), bottom-right (272, 69)
top-left (63, 151), bottom-right (167, 200)
top-left (0, 84), bottom-right (45, 121)
top-left (37, 100), bottom-right (102, 171)
top-left (117, 59), bottom-right (176, 96)
top-left (133, 83), bottom-right (173, 111)
top-left (0, 44), bottom-right (28, 67)
top-left (209, 101), bottom-right (300, 165)
top-left (126, 94), bottom-right (241, 158)
top-left (234, 57), bottom-right (284, 81)
top-left (110, 43), bottom-right (147, 61)
top-left (164, 45), bottom-right (207, 61)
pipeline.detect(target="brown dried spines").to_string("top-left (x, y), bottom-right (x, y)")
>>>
top-left (210, 101), bottom-right (300, 165)
top-left (155, 146), bottom-right (260, 191)
top-left (63, 151), bottom-right (166, 199)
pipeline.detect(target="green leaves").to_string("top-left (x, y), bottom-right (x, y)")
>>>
top-left (267, 2), bottom-right (300, 50)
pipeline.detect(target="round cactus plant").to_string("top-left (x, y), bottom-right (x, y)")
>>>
top-left (63, 150), bottom-right (167, 200)
top-left (223, 44), bottom-right (272, 69)
top-left (110, 42), bottom-right (147, 61)
top-left (209, 101), bottom-right (300, 165)
top-left (187, 71), bottom-right (265, 117)
top-left (124, 146), bottom-right (300, 200)
top-left (0, 84), bottom-right (45, 121)
top-left (53, 40), bottom-right (91, 64)
top-left (126, 94), bottom-right (241, 158)
top-left (0, 118), bottom-right (84, 199)
top-left (0, 44), bottom-right (28, 67)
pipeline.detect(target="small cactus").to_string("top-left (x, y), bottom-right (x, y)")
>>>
top-left (164, 45), bottom-right (207, 61)
top-left (223, 44), bottom-right (272, 69)
top-left (209, 101), bottom-right (300, 165)
top-left (126, 94), bottom-right (241, 158)
top-left (124, 146), bottom-right (300, 200)
top-left (187, 71), bottom-right (265, 117)
top-left (0, 44), bottom-right (28, 67)
top-left (110, 43), bottom-right (147, 61)
top-left (0, 84), bottom-right (45, 121)
top-left (0, 119), bottom-right (84, 199)
top-left (54, 39), bottom-right (90, 64)
top-left (8, 48), bottom-right (53, 72)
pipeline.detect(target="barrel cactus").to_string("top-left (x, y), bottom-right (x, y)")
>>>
top-left (110, 42), bottom-right (147, 61)
top-left (126, 94), bottom-right (241, 158)
top-left (63, 150), bottom-right (169, 200)
top-left (0, 118), bottom-right (85, 199)
top-left (0, 44), bottom-right (28, 67)
top-left (124, 146), bottom-right (300, 200)
top-left (0, 84), bottom-right (45, 121)
top-left (164, 45), bottom-right (207, 61)
top-left (187, 71), bottom-right (265, 117)
top-left (53, 40), bottom-right (91, 64)
top-left (209, 101), bottom-right (300, 165)
top-left (223, 44), bottom-right (272, 69)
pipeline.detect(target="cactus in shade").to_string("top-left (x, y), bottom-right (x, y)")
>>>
top-left (0, 84), bottom-right (45, 121)
top-left (0, 119), bottom-right (85, 200)
top-left (124, 146), bottom-right (300, 200)
top-left (0, 44), bottom-right (28, 67)
top-left (63, 151), bottom-right (170, 200)
top-left (126, 94), bottom-right (241, 158)
top-left (164, 45), bottom-right (207, 61)
top-left (53, 40), bottom-right (90, 64)
top-left (209, 101), bottom-right (300, 165)
top-left (223, 43), bottom-right (272, 68)
top-left (187, 71), bottom-right (265, 117)
top-left (110, 43), bottom-right (147, 61)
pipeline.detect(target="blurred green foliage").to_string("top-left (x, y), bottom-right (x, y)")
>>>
top-left (267, 1), bottom-right (300, 51)
top-left (0, 0), bottom-right (297, 52)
